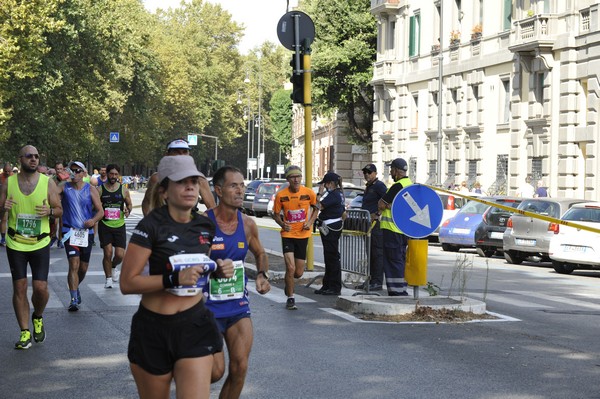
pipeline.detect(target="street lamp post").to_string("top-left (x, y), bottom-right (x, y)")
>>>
top-left (245, 69), bottom-right (263, 179)
top-left (199, 133), bottom-right (218, 169)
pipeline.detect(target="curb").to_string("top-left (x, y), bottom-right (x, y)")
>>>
top-left (336, 295), bottom-right (487, 316)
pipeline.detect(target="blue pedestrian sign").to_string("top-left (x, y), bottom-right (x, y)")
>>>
top-left (391, 184), bottom-right (443, 238)
top-left (109, 132), bottom-right (120, 143)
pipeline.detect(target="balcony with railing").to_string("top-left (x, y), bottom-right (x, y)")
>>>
top-left (371, 0), bottom-right (404, 14)
top-left (509, 14), bottom-right (558, 53)
top-left (372, 60), bottom-right (401, 85)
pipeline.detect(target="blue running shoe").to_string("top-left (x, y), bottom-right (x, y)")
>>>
top-left (68, 298), bottom-right (79, 312)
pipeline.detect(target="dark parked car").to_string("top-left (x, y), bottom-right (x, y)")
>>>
top-left (474, 197), bottom-right (523, 257)
top-left (242, 180), bottom-right (267, 215)
top-left (252, 181), bottom-right (288, 218)
top-left (502, 197), bottom-right (588, 264)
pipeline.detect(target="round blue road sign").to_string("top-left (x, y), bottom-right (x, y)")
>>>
top-left (391, 184), bottom-right (443, 238)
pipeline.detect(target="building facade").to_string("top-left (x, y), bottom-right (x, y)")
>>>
top-left (290, 107), bottom-right (373, 186)
top-left (370, 0), bottom-right (600, 199)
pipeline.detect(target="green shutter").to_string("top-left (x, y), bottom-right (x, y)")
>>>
top-left (409, 16), bottom-right (416, 57)
top-left (503, 0), bottom-right (512, 30)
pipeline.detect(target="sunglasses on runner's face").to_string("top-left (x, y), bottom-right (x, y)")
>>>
top-left (71, 169), bottom-right (84, 174)
top-left (22, 153), bottom-right (40, 159)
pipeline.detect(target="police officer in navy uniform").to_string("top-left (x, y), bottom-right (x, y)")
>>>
top-left (358, 163), bottom-right (387, 291)
top-left (378, 158), bottom-right (413, 296)
top-left (314, 172), bottom-right (345, 295)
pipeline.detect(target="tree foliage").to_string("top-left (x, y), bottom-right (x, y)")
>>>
top-left (269, 89), bottom-right (292, 157)
top-left (0, 0), bottom-right (291, 176)
top-left (300, 0), bottom-right (377, 144)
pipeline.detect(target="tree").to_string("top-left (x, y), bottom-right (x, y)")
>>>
top-left (269, 89), bottom-right (292, 157)
top-left (299, 0), bottom-right (377, 144)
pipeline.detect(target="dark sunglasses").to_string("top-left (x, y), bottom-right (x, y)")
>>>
top-left (71, 168), bottom-right (84, 174)
top-left (363, 171), bottom-right (372, 175)
top-left (22, 153), bottom-right (40, 159)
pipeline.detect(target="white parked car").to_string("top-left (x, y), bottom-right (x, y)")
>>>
top-left (548, 202), bottom-right (600, 274)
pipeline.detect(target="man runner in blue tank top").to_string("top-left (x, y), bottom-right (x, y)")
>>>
top-left (205, 166), bottom-right (271, 399)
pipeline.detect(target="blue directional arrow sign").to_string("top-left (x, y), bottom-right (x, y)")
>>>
top-left (391, 184), bottom-right (443, 238)
top-left (109, 132), bottom-right (120, 143)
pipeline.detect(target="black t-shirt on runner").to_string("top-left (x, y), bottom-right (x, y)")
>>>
top-left (129, 205), bottom-right (215, 275)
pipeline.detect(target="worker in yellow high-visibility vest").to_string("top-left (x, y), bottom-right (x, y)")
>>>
top-left (377, 158), bottom-right (413, 296)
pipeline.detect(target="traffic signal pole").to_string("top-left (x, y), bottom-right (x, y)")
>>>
top-left (281, 11), bottom-right (316, 270)
top-left (302, 48), bottom-right (314, 271)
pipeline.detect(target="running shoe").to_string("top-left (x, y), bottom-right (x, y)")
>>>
top-left (32, 315), bottom-right (46, 343)
top-left (104, 277), bottom-right (113, 289)
top-left (68, 298), bottom-right (79, 312)
top-left (77, 289), bottom-right (82, 304)
top-left (57, 241), bottom-right (64, 249)
top-left (15, 330), bottom-right (32, 350)
top-left (0, 237), bottom-right (5, 246)
top-left (111, 267), bottom-right (120, 283)
top-left (49, 237), bottom-right (57, 248)
top-left (286, 297), bottom-right (297, 310)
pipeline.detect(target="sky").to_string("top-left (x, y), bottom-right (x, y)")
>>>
top-left (142, 0), bottom-right (298, 53)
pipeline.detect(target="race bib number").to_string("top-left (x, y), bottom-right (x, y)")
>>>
top-left (166, 253), bottom-right (217, 297)
top-left (209, 261), bottom-right (245, 301)
top-left (104, 208), bottom-right (121, 220)
top-left (70, 228), bottom-right (89, 247)
top-left (286, 209), bottom-right (306, 223)
top-left (16, 213), bottom-right (42, 237)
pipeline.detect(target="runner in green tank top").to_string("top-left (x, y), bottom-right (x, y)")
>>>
top-left (0, 145), bottom-right (63, 349)
top-left (97, 164), bottom-right (132, 288)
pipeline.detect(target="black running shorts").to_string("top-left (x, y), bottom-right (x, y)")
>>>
top-left (281, 237), bottom-right (309, 260)
top-left (127, 301), bottom-right (223, 375)
top-left (6, 245), bottom-right (50, 281)
top-left (98, 222), bottom-right (127, 249)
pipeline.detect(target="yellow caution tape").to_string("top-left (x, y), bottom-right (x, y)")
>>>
top-left (420, 184), bottom-right (600, 235)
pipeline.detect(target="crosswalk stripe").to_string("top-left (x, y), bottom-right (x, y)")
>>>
top-left (470, 292), bottom-right (552, 309)
top-left (247, 284), bottom-right (315, 304)
top-left (507, 290), bottom-right (600, 310)
top-left (87, 283), bottom-right (141, 306)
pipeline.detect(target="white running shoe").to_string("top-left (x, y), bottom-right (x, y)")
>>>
top-left (112, 267), bottom-right (120, 283)
top-left (104, 278), bottom-right (113, 289)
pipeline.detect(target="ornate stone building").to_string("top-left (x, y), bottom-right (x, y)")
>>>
top-left (370, 0), bottom-right (600, 199)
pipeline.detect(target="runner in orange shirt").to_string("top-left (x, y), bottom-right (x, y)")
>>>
top-left (271, 165), bottom-right (318, 310)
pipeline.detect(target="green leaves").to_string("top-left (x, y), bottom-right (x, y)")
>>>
top-left (300, 0), bottom-right (377, 144)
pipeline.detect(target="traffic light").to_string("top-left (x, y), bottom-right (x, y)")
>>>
top-left (290, 52), bottom-right (304, 104)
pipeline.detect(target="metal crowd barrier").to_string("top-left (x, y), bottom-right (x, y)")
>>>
top-left (340, 209), bottom-right (376, 295)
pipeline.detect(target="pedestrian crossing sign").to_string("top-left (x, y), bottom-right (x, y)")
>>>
top-left (110, 132), bottom-right (119, 143)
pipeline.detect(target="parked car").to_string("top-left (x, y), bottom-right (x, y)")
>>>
top-left (438, 197), bottom-right (496, 252)
top-left (252, 181), bottom-right (288, 218)
top-left (474, 197), bottom-right (523, 257)
top-left (502, 197), bottom-right (588, 264)
top-left (312, 183), bottom-right (363, 209)
top-left (242, 179), bottom-right (267, 215)
top-left (348, 193), bottom-right (363, 209)
top-left (439, 196), bottom-right (521, 256)
top-left (548, 202), bottom-right (600, 274)
top-left (430, 191), bottom-right (483, 239)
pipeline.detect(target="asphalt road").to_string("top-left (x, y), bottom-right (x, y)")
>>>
top-left (0, 190), bottom-right (599, 398)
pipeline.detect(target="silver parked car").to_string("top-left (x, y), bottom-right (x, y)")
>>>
top-left (502, 197), bottom-right (588, 264)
